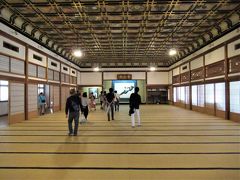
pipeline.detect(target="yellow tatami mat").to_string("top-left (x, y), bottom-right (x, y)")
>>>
top-left (0, 105), bottom-right (239, 180)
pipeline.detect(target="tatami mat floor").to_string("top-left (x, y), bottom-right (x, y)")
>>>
top-left (0, 105), bottom-right (239, 180)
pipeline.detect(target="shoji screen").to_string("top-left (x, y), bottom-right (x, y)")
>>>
top-left (185, 86), bottom-right (190, 108)
top-left (11, 58), bottom-right (24, 75)
top-left (9, 82), bottom-right (25, 124)
top-left (180, 86), bottom-right (185, 104)
top-left (230, 81), bottom-right (240, 120)
top-left (61, 86), bottom-right (69, 110)
top-left (173, 87), bottom-right (177, 103)
top-left (205, 84), bottom-right (214, 115)
top-left (28, 84), bottom-right (38, 118)
top-left (215, 82), bottom-right (225, 118)
top-left (0, 55), bottom-right (9, 72)
top-left (53, 86), bottom-right (60, 111)
top-left (198, 85), bottom-right (205, 107)
top-left (215, 83), bottom-right (225, 111)
top-left (192, 85), bottom-right (197, 106)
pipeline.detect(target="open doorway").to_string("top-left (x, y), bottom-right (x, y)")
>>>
top-left (0, 80), bottom-right (9, 127)
top-left (38, 84), bottom-right (51, 115)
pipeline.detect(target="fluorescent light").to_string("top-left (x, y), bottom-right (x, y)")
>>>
top-left (169, 48), bottom-right (177, 56)
top-left (150, 67), bottom-right (156, 71)
top-left (94, 67), bottom-right (99, 71)
top-left (73, 49), bottom-right (82, 57)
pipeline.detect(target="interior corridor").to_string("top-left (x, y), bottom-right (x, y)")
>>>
top-left (0, 105), bottom-right (239, 180)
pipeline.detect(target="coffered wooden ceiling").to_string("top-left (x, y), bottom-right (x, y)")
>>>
top-left (1, 0), bottom-right (240, 68)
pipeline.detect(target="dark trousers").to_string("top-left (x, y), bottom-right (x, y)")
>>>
top-left (82, 106), bottom-right (89, 119)
top-left (115, 100), bottom-right (119, 111)
top-left (68, 111), bottom-right (79, 135)
top-left (107, 103), bottom-right (114, 121)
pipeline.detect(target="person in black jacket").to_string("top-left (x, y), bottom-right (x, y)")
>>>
top-left (129, 87), bottom-right (141, 128)
top-left (65, 89), bottom-right (81, 136)
top-left (106, 88), bottom-right (115, 121)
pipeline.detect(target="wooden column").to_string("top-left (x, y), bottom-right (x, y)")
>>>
top-left (189, 62), bottom-right (192, 110)
top-left (25, 45), bottom-right (29, 120)
top-left (224, 44), bottom-right (230, 120)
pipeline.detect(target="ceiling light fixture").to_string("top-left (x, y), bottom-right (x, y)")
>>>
top-left (73, 49), bottom-right (82, 57)
top-left (168, 48), bottom-right (177, 56)
top-left (168, 32), bottom-right (177, 56)
top-left (94, 67), bottom-right (99, 71)
top-left (150, 67), bottom-right (156, 71)
top-left (73, 32), bottom-right (83, 58)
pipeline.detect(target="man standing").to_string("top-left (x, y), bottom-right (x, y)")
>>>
top-left (65, 89), bottom-right (81, 136)
top-left (114, 90), bottom-right (120, 111)
top-left (106, 88), bottom-right (115, 121)
top-left (129, 87), bottom-right (141, 128)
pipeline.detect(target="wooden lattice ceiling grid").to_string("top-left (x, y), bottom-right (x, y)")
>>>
top-left (0, 0), bottom-right (240, 68)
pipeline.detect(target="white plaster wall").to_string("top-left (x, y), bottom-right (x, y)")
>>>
top-left (169, 27), bottom-right (240, 70)
top-left (0, 35), bottom-right (25, 60)
top-left (0, 23), bottom-right (81, 71)
top-left (191, 56), bottom-right (204, 70)
top-left (180, 63), bottom-right (189, 73)
top-left (48, 58), bottom-right (60, 71)
top-left (205, 46), bottom-right (225, 65)
top-left (147, 72), bottom-right (168, 84)
top-left (103, 72), bottom-right (145, 80)
top-left (228, 38), bottom-right (240, 58)
top-left (70, 68), bottom-right (77, 77)
top-left (28, 49), bottom-right (47, 67)
top-left (80, 72), bottom-right (102, 85)
top-left (173, 67), bottom-right (180, 76)
top-left (168, 71), bottom-right (172, 84)
top-left (61, 64), bottom-right (70, 75)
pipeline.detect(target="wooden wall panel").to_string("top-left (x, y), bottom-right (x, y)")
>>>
top-left (181, 72), bottom-right (190, 83)
top-left (191, 67), bottom-right (204, 81)
top-left (173, 75), bottom-right (180, 84)
top-left (53, 86), bottom-right (60, 110)
top-left (205, 61), bottom-right (225, 78)
top-left (229, 56), bottom-right (240, 74)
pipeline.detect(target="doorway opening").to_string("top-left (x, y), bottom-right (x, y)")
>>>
top-left (0, 80), bottom-right (9, 127)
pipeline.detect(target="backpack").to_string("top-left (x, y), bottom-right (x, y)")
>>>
top-left (71, 100), bottom-right (79, 112)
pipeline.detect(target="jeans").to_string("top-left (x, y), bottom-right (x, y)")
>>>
top-left (68, 111), bottom-right (79, 135)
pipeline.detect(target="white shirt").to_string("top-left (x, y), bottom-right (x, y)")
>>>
top-left (81, 97), bottom-right (89, 107)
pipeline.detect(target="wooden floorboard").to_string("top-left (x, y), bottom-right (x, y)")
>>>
top-left (0, 105), bottom-right (239, 180)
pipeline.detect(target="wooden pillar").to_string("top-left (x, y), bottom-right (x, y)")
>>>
top-left (25, 45), bottom-right (29, 120)
top-left (224, 44), bottom-right (230, 120)
top-left (189, 62), bottom-right (192, 110)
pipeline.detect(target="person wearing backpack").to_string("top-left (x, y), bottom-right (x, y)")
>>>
top-left (38, 92), bottom-right (46, 115)
top-left (65, 89), bottom-right (81, 136)
top-left (129, 87), bottom-right (141, 128)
